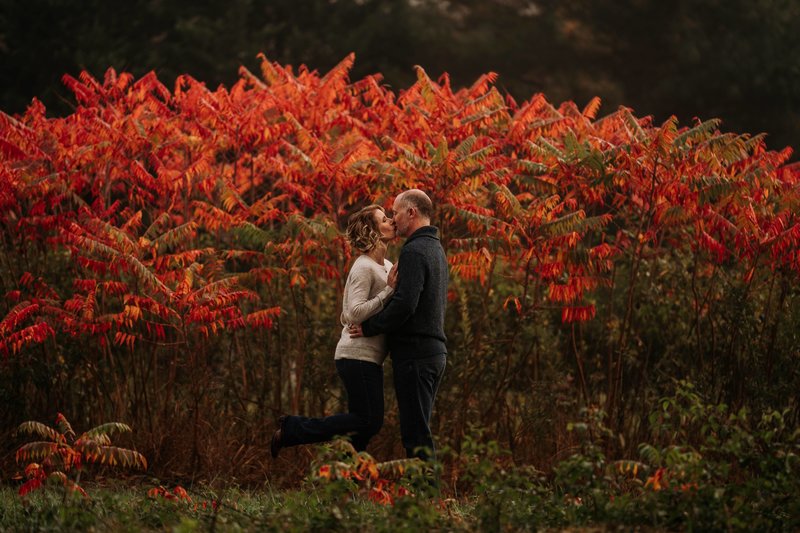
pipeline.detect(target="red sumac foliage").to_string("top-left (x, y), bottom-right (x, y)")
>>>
top-left (1, 55), bottom-right (799, 475)
top-left (2, 55), bottom-right (798, 351)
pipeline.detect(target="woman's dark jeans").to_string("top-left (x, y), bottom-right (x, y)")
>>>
top-left (392, 353), bottom-right (446, 461)
top-left (280, 358), bottom-right (384, 452)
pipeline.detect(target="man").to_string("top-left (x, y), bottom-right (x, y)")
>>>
top-left (348, 189), bottom-right (448, 461)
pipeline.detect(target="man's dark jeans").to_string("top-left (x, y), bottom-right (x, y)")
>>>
top-left (393, 353), bottom-right (446, 461)
top-left (281, 358), bottom-right (384, 451)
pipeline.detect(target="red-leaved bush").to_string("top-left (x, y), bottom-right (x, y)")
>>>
top-left (2, 54), bottom-right (798, 481)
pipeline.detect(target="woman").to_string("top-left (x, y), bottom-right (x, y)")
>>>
top-left (271, 205), bottom-right (397, 457)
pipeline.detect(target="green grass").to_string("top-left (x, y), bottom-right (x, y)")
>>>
top-left (0, 484), bottom-right (477, 532)
top-left (2, 473), bottom-right (798, 533)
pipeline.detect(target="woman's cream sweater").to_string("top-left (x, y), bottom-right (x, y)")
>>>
top-left (334, 254), bottom-right (394, 364)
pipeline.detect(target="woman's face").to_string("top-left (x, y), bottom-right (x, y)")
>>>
top-left (373, 209), bottom-right (396, 242)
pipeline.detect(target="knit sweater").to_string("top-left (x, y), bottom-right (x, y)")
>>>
top-left (361, 226), bottom-right (448, 360)
top-left (334, 254), bottom-right (394, 364)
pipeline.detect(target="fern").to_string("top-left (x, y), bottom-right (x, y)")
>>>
top-left (431, 136), bottom-right (448, 165)
top-left (79, 422), bottom-right (133, 439)
top-left (540, 211), bottom-right (611, 238)
top-left (460, 144), bottom-right (495, 166)
top-left (17, 421), bottom-right (62, 442)
top-left (717, 135), bottom-right (750, 167)
top-left (452, 135), bottom-right (477, 162)
top-left (413, 65), bottom-right (439, 105)
top-left (15, 442), bottom-right (62, 464)
top-left (694, 174), bottom-right (736, 205)
top-left (742, 132), bottom-right (768, 153)
top-left (185, 276), bottom-right (243, 304)
top-left (122, 254), bottom-right (172, 295)
top-left (621, 107), bottom-right (646, 142)
top-left (489, 182), bottom-right (526, 221)
top-left (460, 105), bottom-right (506, 126)
top-left (582, 96), bottom-right (602, 120)
top-left (282, 138), bottom-right (315, 169)
top-left (376, 457), bottom-right (425, 480)
top-left (658, 205), bottom-right (691, 226)
top-left (120, 210), bottom-right (143, 235)
top-left (218, 179), bottom-right (249, 213)
top-left (232, 222), bottom-right (277, 251)
top-left (143, 211), bottom-right (172, 240)
top-left (530, 138), bottom-right (566, 161)
top-left (72, 233), bottom-right (121, 260)
top-left (15, 414), bottom-right (147, 497)
top-left (245, 306), bottom-right (281, 329)
top-left (383, 136), bottom-right (431, 169)
top-left (78, 443), bottom-right (147, 470)
top-left (321, 52), bottom-right (355, 87)
top-left (638, 443), bottom-right (663, 464)
top-left (55, 413), bottom-right (75, 440)
top-left (516, 159), bottom-right (549, 176)
top-left (286, 214), bottom-right (340, 241)
top-left (150, 222), bottom-right (198, 253)
top-left (0, 301), bottom-right (40, 336)
top-left (673, 118), bottom-right (722, 148)
top-left (81, 217), bottom-right (138, 255)
top-left (256, 53), bottom-right (283, 86)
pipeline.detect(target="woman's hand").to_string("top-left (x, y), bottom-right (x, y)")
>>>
top-left (387, 263), bottom-right (398, 289)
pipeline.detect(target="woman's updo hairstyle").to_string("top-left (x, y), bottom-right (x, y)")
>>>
top-left (346, 204), bottom-right (384, 253)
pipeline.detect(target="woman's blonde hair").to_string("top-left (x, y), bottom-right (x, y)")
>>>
top-left (346, 204), bottom-right (384, 253)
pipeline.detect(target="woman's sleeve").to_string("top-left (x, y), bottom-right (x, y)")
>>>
top-left (341, 264), bottom-right (394, 325)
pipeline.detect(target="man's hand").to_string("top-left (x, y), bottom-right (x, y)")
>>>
top-left (387, 263), bottom-right (398, 289)
top-left (348, 324), bottom-right (364, 338)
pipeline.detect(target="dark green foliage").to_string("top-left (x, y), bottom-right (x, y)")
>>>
top-left (3, 0), bottom-right (799, 152)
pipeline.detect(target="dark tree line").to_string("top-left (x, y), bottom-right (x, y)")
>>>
top-left (2, 0), bottom-right (799, 151)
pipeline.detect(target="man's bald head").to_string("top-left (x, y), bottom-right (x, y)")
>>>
top-left (396, 189), bottom-right (433, 222)
top-left (392, 189), bottom-right (434, 237)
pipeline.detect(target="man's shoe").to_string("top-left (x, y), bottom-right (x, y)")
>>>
top-left (270, 416), bottom-right (286, 459)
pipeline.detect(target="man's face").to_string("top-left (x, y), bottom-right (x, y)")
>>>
top-left (392, 196), bottom-right (412, 238)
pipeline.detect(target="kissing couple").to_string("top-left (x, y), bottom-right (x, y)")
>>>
top-left (271, 189), bottom-right (448, 463)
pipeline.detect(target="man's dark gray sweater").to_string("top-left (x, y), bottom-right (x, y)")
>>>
top-left (361, 226), bottom-right (448, 360)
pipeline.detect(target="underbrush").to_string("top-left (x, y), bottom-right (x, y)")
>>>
top-left (455, 381), bottom-right (800, 532)
top-left (3, 383), bottom-right (798, 532)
